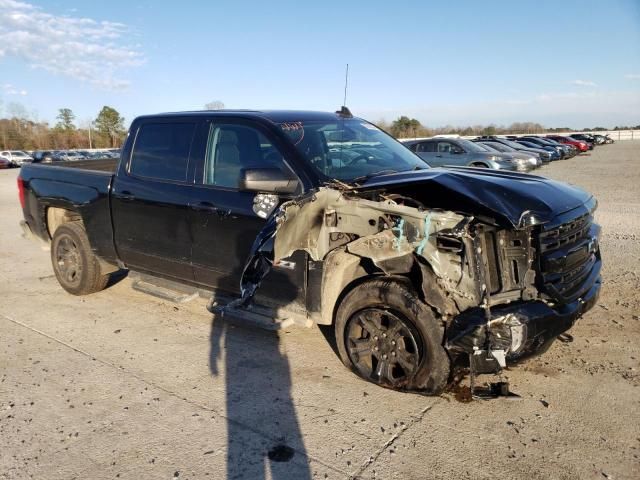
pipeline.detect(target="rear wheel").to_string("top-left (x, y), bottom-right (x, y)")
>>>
top-left (51, 222), bottom-right (109, 295)
top-left (334, 278), bottom-right (450, 393)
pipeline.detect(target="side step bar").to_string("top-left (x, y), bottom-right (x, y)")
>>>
top-left (130, 273), bottom-right (200, 303)
top-left (129, 272), bottom-right (312, 330)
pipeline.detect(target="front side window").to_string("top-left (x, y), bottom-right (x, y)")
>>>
top-left (277, 119), bottom-right (427, 182)
top-left (204, 124), bottom-right (290, 188)
top-left (437, 142), bottom-right (454, 153)
top-left (130, 123), bottom-right (196, 182)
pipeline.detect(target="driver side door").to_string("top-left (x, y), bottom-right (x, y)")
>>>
top-left (188, 119), bottom-right (307, 309)
top-left (436, 141), bottom-right (467, 166)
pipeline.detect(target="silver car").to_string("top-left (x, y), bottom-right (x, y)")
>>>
top-left (0, 150), bottom-right (33, 167)
top-left (404, 138), bottom-right (521, 171)
top-left (477, 142), bottom-right (541, 169)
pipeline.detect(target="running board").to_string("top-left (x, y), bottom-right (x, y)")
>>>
top-left (207, 296), bottom-right (313, 331)
top-left (129, 272), bottom-right (312, 330)
top-left (130, 273), bottom-right (200, 304)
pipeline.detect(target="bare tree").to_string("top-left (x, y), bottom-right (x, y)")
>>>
top-left (204, 100), bottom-right (225, 111)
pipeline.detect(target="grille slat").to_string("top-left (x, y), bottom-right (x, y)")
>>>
top-left (537, 212), bottom-right (598, 303)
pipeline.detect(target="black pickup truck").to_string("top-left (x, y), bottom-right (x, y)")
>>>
top-left (18, 109), bottom-right (602, 394)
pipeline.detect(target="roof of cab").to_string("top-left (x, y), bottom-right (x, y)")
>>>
top-left (134, 110), bottom-right (352, 124)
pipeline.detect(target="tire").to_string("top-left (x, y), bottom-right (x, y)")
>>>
top-left (50, 222), bottom-right (109, 295)
top-left (334, 277), bottom-right (450, 394)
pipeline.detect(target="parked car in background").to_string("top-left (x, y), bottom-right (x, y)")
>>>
top-left (404, 137), bottom-right (521, 170)
top-left (474, 136), bottom-right (553, 163)
top-left (77, 150), bottom-right (105, 159)
top-left (518, 136), bottom-right (572, 158)
top-left (0, 150), bottom-right (33, 167)
top-left (569, 134), bottom-right (595, 150)
top-left (546, 135), bottom-right (589, 152)
top-left (32, 151), bottom-right (60, 163)
top-left (514, 140), bottom-right (561, 160)
top-left (477, 142), bottom-right (541, 169)
top-left (0, 155), bottom-right (10, 169)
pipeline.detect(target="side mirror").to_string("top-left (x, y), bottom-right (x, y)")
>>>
top-left (239, 168), bottom-right (299, 194)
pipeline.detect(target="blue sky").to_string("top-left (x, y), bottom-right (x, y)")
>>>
top-left (1, 0), bottom-right (639, 128)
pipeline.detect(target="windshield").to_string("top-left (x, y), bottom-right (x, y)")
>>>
top-left (277, 118), bottom-right (428, 181)
top-left (488, 142), bottom-right (515, 152)
top-left (502, 139), bottom-right (531, 149)
top-left (456, 139), bottom-right (489, 153)
top-left (478, 142), bottom-right (498, 152)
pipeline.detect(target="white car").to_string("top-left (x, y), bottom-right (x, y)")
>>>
top-left (0, 150), bottom-right (33, 167)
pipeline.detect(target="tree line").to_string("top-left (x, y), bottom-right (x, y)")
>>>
top-left (377, 116), bottom-right (639, 138)
top-left (0, 103), bottom-right (127, 150)
top-left (1, 103), bottom-right (637, 150)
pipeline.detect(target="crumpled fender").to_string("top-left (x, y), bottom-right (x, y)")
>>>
top-left (234, 187), bottom-right (480, 320)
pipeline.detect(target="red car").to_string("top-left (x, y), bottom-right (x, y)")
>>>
top-left (0, 156), bottom-right (11, 169)
top-left (546, 135), bottom-right (589, 152)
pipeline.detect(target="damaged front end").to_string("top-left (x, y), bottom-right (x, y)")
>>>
top-left (227, 174), bottom-right (601, 392)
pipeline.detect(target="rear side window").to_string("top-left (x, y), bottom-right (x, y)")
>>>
top-left (130, 123), bottom-right (196, 182)
top-left (416, 142), bottom-right (436, 153)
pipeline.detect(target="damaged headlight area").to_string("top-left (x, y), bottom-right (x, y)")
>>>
top-left (233, 186), bottom-right (488, 317)
top-left (232, 185), bottom-right (538, 328)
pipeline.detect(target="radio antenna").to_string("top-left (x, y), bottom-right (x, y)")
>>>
top-left (343, 63), bottom-right (349, 106)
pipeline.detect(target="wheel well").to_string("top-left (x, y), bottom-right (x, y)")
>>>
top-left (470, 162), bottom-right (489, 168)
top-left (46, 207), bottom-right (82, 239)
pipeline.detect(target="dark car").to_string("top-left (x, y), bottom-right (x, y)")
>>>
top-left (514, 140), bottom-right (561, 160)
top-left (18, 109), bottom-right (602, 395)
top-left (32, 151), bottom-right (60, 163)
top-left (474, 136), bottom-right (554, 163)
top-left (518, 136), bottom-right (573, 158)
top-left (569, 134), bottom-right (595, 150)
top-left (0, 155), bottom-right (10, 169)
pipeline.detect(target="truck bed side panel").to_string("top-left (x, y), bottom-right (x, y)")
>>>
top-left (20, 163), bottom-right (118, 264)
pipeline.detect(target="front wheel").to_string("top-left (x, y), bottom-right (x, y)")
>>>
top-left (51, 222), bottom-right (110, 295)
top-left (334, 278), bottom-right (450, 393)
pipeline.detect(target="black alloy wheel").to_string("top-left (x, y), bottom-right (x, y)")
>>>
top-left (55, 234), bottom-right (83, 288)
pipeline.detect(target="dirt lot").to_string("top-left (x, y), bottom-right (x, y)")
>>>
top-left (1, 143), bottom-right (639, 480)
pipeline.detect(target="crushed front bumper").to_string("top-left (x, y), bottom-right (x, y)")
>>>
top-left (446, 274), bottom-right (601, 373)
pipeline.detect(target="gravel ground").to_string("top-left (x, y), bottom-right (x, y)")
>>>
top-left (0, 142), bottom-right (639, 479)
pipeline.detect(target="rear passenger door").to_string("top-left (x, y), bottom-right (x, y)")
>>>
top-left (111, 119), bottom-right (199, 281)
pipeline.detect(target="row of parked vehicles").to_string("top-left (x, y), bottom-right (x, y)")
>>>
top-left (403, 132), bottom-right (613, 171)
top-left (0, 149), bottom-right (121, 168)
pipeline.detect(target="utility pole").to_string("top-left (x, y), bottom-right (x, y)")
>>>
top-left (88, 122), bottom-right (93, 149)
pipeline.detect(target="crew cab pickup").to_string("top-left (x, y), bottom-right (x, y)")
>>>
top-left (18, 109), bottom-right (602, 394)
